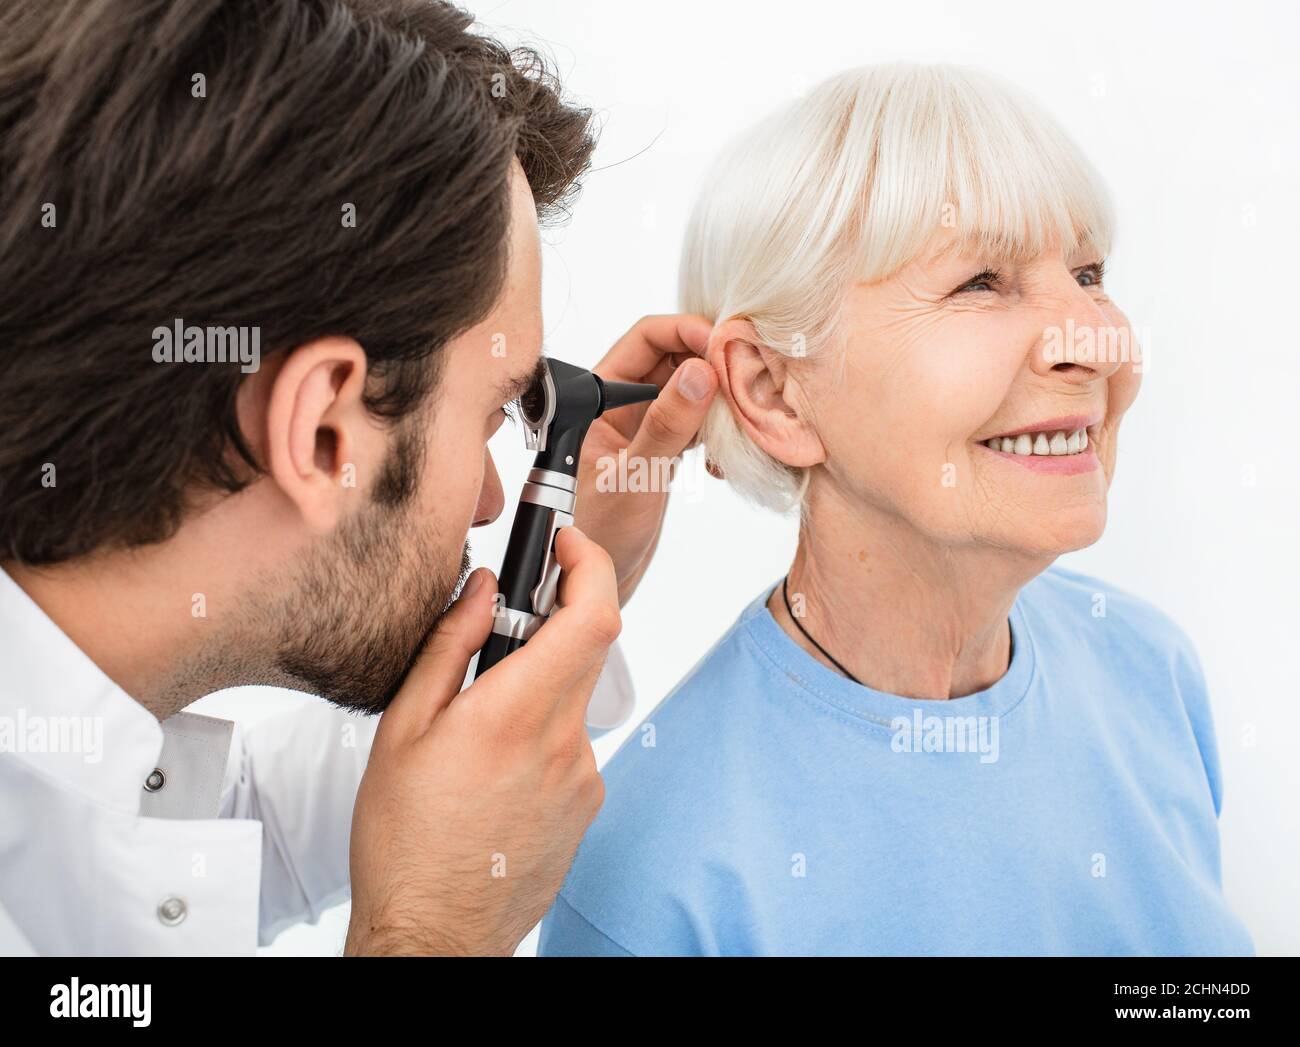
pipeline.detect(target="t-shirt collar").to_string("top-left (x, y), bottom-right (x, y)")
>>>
top-left (741, 578), bottom-right (1037, 727)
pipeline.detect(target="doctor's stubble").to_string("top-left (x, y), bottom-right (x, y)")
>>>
top-left (254, 421), bottom-right (474, 717)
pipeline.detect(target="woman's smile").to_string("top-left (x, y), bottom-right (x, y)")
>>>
top-left (974, 412), bottom-right (1104, 475)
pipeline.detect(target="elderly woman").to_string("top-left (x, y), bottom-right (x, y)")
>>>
top-left (539, 63), bottom-right (1253, 956)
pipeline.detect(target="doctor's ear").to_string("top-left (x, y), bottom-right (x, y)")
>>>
top-left (706, 317), bottom-right (826, 469)
top-left (237, 336), bottom-right (383, 534)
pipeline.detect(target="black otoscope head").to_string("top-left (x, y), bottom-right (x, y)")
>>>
top-left (518, 358), bottom-right (659, 475)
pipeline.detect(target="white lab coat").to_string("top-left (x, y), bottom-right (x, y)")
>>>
top-left (0, 566), bottom-right (634, 955)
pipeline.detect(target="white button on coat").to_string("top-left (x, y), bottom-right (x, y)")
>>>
top-left (157, 898), bottom-right (187, 926)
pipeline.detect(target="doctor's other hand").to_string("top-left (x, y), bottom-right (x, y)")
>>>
top-left (575, 314), bottom-right (717, 607)
top-left (343, 529), bottom-right (619, 956)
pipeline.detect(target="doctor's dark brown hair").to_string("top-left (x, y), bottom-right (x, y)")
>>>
top-left (0, 0), bottom-right (595, 564)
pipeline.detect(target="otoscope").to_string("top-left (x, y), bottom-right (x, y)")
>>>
top-left (474, 358), bottom-right (659, 678)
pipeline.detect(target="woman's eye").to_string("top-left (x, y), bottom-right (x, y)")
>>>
top-left (500, 401), bottom-right (519, 425)
top-left (950, 268), bottom-right (1001, 296)
top-left (1076, 260), bottom-right (1107, 287)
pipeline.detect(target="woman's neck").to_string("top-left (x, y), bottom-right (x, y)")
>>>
top-left (767, 482), bottom-right (1053, 700)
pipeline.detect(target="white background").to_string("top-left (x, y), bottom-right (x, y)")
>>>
top-left (200, 0), bottom-right (1300, 955)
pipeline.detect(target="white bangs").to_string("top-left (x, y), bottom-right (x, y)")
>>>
top-left (859, 63), bottom-right (1114, 274)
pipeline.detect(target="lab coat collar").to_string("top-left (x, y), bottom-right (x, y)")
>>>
top-left (0, 564), bottom-right (166, 817)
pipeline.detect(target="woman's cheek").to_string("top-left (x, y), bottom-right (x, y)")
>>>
top-left (915, 343), bottom-right (1015, 446)
top-left (1110, 360), bottom-right (1142, 423)
top-left (1105, 307), bottom-right (1143, 421)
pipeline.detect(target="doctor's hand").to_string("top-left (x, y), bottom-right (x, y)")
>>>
top-left (575, 314), bottom-right (717, 608)
top-left (344, 528), bottom-right (618, 957)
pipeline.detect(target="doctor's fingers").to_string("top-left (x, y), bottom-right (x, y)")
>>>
top-left (470, 527), bottom-right (620, 734)
top-left (377, 566), bottom-right (497, 743)
top-left (626, 357), bottom-right (717, 464)
top-left (593, 314), bottom-right (711, 385)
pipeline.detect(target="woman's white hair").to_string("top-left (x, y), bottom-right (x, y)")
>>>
top-left (679, 62), bottom-right (1116, 512)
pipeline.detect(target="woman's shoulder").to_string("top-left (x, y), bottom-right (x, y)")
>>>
top-left (1027, 564), bottom-right (1225, 815)
top-left (615, 583), bottom-right (778, 733)
top-left (543, 600), bottom-right (771, 956)
top-left (1024, 562), bottom-right (1203, 667)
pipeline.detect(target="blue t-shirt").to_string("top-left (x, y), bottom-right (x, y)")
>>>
top-left (539, 565), bottom-right (1254, 956)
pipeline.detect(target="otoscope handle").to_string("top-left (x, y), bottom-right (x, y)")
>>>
top-left (473, 470), bottom-right (575, 679)
top-left (475, 630), bottom-right (524, 675)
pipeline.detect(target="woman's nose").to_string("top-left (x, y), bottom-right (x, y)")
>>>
top-left (1028, 277), bottom-right (1124, 383)
top-left (472, 448), bottom-right (505, 527)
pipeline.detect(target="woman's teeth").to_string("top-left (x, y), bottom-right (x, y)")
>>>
top-left (983, 428), bottom-right (1089, 456)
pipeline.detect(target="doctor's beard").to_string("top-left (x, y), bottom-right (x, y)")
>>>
top-left (258, 428), bottom-right (475, 717)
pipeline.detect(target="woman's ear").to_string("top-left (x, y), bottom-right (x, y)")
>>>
top-left (707, 317), bottom-right (825, 468)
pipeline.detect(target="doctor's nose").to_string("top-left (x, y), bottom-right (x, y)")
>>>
top-left (473, 449), bottom-right (505, 528)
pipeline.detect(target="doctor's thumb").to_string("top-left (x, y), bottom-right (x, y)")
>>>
top-left (378, 566), bottom-right (497, 740)
top-left (628, 358), bottom-right (717, 462)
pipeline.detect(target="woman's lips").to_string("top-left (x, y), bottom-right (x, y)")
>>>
top-left (974, 412), bottom-right (1105, 476)
top-left (975, 440), bottom-right (1100, 475)
top-left (983, 413), bottom-right (1101, 442)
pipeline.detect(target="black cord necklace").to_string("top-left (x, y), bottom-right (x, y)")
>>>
top-left (780, 573), bottom-right (1015, 687)
top-left (781, 574), bottom-right (863, 685)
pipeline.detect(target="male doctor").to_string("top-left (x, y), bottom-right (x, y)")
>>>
top-left (0, 0), bottom-right (717, 954)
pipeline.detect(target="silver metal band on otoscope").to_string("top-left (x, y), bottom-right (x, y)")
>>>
top-left (520, 479), bottom-right (576, 515)
top-left (527, 467), bottom-right (577, 493)
top-left (489, 468), bottom-right (578, 641)
top-left (489, 604), bottom-right (544, 641)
